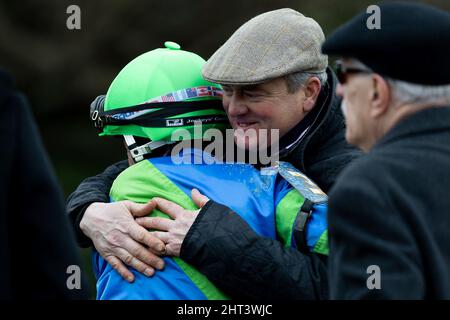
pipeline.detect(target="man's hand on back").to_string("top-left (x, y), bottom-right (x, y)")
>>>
top-left (136, 189), bottom-right (210, 257)
top-left (80, 200), bottom-right (166, 283)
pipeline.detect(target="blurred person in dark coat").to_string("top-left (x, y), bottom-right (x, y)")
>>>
top-left (0, 70), bottom-right (89, 299)
top-left (322, 2), bottom-right (450, 299)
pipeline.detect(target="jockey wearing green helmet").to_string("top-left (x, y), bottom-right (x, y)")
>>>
top-left (91, 41), bottom-right (229, 162)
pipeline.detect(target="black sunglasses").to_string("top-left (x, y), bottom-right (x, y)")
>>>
top-left (335, 60), bottom-right (372, 84)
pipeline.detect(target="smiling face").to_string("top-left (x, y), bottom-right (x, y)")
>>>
top-left (222, 77), bottom-right (315, 150)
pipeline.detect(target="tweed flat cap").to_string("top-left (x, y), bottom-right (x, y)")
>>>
top-left (322, 2), bottom-right (450, 85)
top-left (203, 8), bottom-right (328, 85)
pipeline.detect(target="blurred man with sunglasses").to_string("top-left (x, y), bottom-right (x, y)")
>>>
top-left (322, 2), bottom-right (450, 299)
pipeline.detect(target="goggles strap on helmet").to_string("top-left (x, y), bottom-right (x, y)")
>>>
top-left (94, 99), bottom-right (226, 130)
top-left (94, 85), bottom-right (224, 131)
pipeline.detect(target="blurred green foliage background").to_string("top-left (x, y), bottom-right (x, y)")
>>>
top-left (1, 0), bottom-right (448, 295)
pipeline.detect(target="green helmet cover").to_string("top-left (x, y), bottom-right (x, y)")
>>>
top-left (102, 42), bottom-right (228, 141)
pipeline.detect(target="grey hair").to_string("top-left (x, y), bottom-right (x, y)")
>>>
top-left (285, 71), bottom-right (328, 93)
top-left (385, 77), bottom-right (450, 106)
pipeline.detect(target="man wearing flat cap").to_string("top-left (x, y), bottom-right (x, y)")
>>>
top-left (322, 2), bottom-right (450, 299)
top-left (67, 9), bottom-right (360, 299)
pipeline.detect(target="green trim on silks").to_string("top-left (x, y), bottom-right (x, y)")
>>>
top-left (313, 230), bottom-right (329, 255)
top-left (276, 189), bottom-right (330, 255)
top-left (110, 160), bottom-right (229, 300)
top-left (275, 189), bottom-right (305, 247)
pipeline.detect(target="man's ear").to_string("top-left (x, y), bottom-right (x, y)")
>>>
top-left (302, 77), bottom-right (322, 113)
top-left (370, 74), bottom-right (390, 118)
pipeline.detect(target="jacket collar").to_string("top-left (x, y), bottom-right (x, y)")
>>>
top-left (280, 67), bottom-right (345, 162)
top-left (374, 106), bottom-right (450, 149)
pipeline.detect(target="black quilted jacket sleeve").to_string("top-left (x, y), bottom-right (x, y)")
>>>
top-left (180, 201), bottom-right (329, 300)
top-left (66, 160), bottom-right (128, 247)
